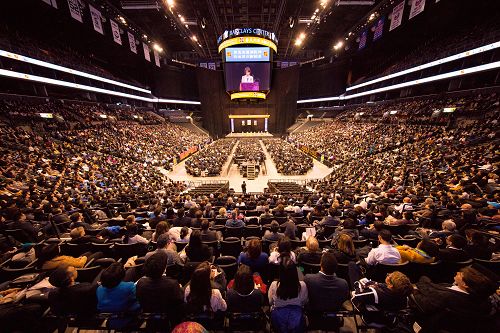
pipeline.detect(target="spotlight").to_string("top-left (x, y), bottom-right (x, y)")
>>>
top-left (153, 43), bottom-right (163, 53)
top-left (166, 0), bottom-right (174, 7)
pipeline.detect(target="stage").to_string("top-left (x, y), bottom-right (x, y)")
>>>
top-left (226, 132), bottom-right (273, 138)
top-left (164, 138), bottom-right (332, 193)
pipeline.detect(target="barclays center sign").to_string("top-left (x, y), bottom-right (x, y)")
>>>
top-left (217, 28), bottom-right (278, 45)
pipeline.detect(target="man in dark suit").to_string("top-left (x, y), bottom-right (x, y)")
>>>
top-left (48, 266), bottom-right (98, 316)
top-left (200, 219), bottom-right (220, 242)
top-left (438, 234), bottom-right (471, 262)
top-left (303, 252), bottom-right (349, 313)
top-left (136, 252), bottom-right (184, 325)
top-left (172, 208), bottom-right (191, 227)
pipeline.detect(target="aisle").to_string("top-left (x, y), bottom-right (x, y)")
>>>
top-left (166, 138), bottom-right (333, 193)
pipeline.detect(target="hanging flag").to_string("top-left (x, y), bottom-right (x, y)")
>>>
top-left (200, 63), bottom-right (207, 68)
top-left (110, 20), bottom-right (122, 45)
top-left (373, 16), bottom-right (385, 41)
top-left (358, 30), bottom-right (368, 50)
top-left (51, 0), bottom-right (58, 8)
top-left (143, 43), bottom-right (151, 61)
top-left (153, 50), bottom-right (161, 67)
top-left (208, 63), bottom-right (216, 70)
top-left (128, 32), bottom-right (137, 53)
top-left (41, 0), bottom-right (52, 6)
top-left (67, 0), bottom-right (82, 22)
top-left (389, 1), bottom-right (405, 31)
top-left (89, 4), bottom-right (104, 35)
top-left (409, 0), bottom-right (426, 20)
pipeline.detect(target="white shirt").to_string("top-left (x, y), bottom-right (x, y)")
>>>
top-left (241, 75), bottom-right (254, 83)
top-left (365, 244), bottom-right (401, 265)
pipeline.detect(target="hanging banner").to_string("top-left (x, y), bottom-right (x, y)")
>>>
top-left (373, 16), bottom-right (385, 41)
top-left (110, 20), bottom-right (122, 45)
top-left (409, 0), bottom-right (426, 20)
top-left (153, 50), bottom-right (161, 67)
top-left (389, 1), bottom-right (404, 31)
top-left (89, 4), bottom-right (104, 35)
top-left (67, 0), bottom-right (82, 23)
top-left (128, 32), bottom-right (137, 54)
top-left (143, 43), bottom-right (151, 62)
top-left (358, 30), bottom-right (368, 50)
top-left (208, 63), bottom-right (216, 70)
top-left (41, 0), bottom-right (52, 6)
top-left (51, 0), bottom-right (58, 8)
top-left (200, 63), bottom-right (207, 68)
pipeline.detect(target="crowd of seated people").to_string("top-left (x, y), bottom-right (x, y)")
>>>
top-left (232, 139), bottom-right (266, 177)
top-left (336, 93), bottom-right (499, 125)
top-left (185, 139), bottom-right (236, 177)
top-left (263, 138), bottom-right (313, 175)
top-left (0, 92), bottom-right (499, 332)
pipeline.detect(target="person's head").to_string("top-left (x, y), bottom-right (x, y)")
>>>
top-left (144, 252), bottom-right (168, 279)
top-left (126, 222), bottom-right (139, 236)
top-left (417, 238), bottom-right (439, 257)
top-left (201, 219), bottom-right (210, 231)
top-left (126, 215), bottom-right (135, 224)
top-left (364, 212), bottom-right (376, 224)
top-left (284, 223), bottom-right (296, 239)
top-left (455, 265), bottom-right (498, 298)
top-left (342, 218), bottom-right (357, 230)
top-left (189, 230), bottom-right (202, 248)
top-left (156, 233), bottom-right (171, 249)
top-left (195, 210), bottom-right (203, 220)
top-left (277, 258), bottom-right (300, 300)
top-left (49, 266), bottom-right (78, 288)
top-left (378, 229), bottom-right (392, 244)
top-left (468, 230), bottom-right (488, 246)
top-left (446, 234), bottom-right (467, 249)
top-left (70, 226), bottom-right (85, 239)
top-left (337, 233), bottom-right (356, 256)
top-left (187, 262), bottom-right (212, 309)
top-left (180, 226), bottom-right (189, 239)
top-left (270, 220), bottom-right (280, 233)
top-left (233, 264), bottom-right (254, 295)
top-left (154, 221), bottom-right (169, 239)
top-left (100, 262), bottom-right (125, 289)
top-left (373, 220), bottom-right (384, 231)
top-left (306, 236), bottom-right (319, 252)
top-left (219, 207), bottom-right (226, 216)
top-left (244, 66), bottom-right (251, 75)
top-left (385, 271), bottom-right (413, 296)
top-left (39, 243), bottom-right (61, 262)
top-left (277, 237), bottom-right (292, 255)
top-left (246, 239), bottom-right (262, 260)
top-left (442, 220), bottom-right (456, 232)
top-left (70, 212), bottom-right (82, 223)
top-left (320, 252), bottom-right (338, 275)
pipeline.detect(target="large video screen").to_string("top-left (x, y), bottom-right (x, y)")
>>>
top-left (225, 47), bottom-right (270, 62)
top-left (224, 62), bottom-right (271, 92)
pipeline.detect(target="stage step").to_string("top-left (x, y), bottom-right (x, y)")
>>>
top-left (247, 165), bottom-right (256, 180)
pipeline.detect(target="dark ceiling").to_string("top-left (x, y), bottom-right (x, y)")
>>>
top-left (103, 0), bottom-right (383, 62)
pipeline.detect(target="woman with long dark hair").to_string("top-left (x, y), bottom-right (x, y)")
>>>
top-left (184, 262), bottom-right (227, 314)
top-left (183, 230), bottom-right (212, 262)
top-left (268, 258), bottom-right (308, 332)
top-left (226, 264), bottom-right (265, 313)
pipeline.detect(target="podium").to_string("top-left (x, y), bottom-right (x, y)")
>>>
top-left (240, 82), bottom-right (260, 91)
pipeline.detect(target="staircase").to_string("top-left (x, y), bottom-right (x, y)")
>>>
top-left (246, 164), bottom-right (256, 180)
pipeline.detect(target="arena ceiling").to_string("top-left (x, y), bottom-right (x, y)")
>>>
top-left (103, 0), bottom-right (384, 61)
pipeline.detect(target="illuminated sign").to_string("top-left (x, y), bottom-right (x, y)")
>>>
top-left (218, 28), bottom-right (277, 45)
top-left (39, 113), bottom-right (53, 118)
top-left (225, 47), bottom-right (270, 62)
top-left (230, 92), bottom-right (267, 100)
top-left (443, 107), bottom-right (456, 113)
top-left (219, 37), bottom-right (278, 53)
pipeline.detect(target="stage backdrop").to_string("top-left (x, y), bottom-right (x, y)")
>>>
top-left (196, 66), bottom-right (300, 137)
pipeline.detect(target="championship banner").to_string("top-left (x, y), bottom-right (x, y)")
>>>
top-left (208, 63), bottom-right (216, 70)
top-left (142, 43), bottom-right (151, 62)
top-left (89, 4), bottom-right (104, 35)
top-left (110, 20), bottom-right (122, 45)
top-left (200, 63), bottom-right (207, 68)
top-left (281, 61), bottom-right (289, 68)
top-left (358, 30), bottom-right (368, 50)
top-left (389, 1), bottom-right (405, 31)
top-left (153, 50), bottom-right (161, 67)
top-left (128, 32), bottom-right (137, 54)
top-left (373, 16), bottom-right (385, 41)
top-left (409, 0), bottom-right (426, 20)
top-left (67, 0), bottom-right (82, 23)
